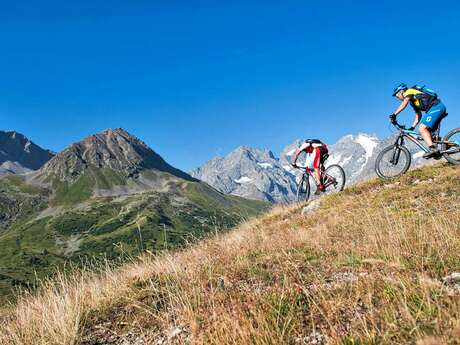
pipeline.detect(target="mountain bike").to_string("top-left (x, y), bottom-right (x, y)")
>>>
top-left (375, 119), bottom-right (460, 179)
top-left (294, 164), bottom-right (346, 202)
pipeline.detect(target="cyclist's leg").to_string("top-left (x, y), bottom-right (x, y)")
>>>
top-left (421, 103), bottom-right (447, 134)
top-left (319, 148), bottom-right (328, 185)
top-left (421, 102), bottom-right (447, 157)
top-left (312, 148), bottom-right (324, 193)
top-left (313, 168), bottom-right (321, 186)
top-left (420, 124), bottom-right (434, 146)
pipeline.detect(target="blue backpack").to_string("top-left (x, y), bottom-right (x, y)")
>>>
top-left (412, 85), bottom-right (438, 99)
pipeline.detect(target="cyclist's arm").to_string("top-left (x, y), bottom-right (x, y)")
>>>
top-left (411, 112), bottom-right (422, 128)
top-left (292, 150), bottom-right (301, 165)
top-left (293, 143), bottom-right (308, 165)
top-left (393, 97), bottom-right (410, 116)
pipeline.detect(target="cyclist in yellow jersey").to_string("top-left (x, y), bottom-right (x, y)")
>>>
top-left (390, 83), bottom-right (447, 158)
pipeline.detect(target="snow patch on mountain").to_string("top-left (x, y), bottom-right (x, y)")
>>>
top-left (285, 148), bottom-right (297, 157)
top-left (235, 176), bottom-right (253, 184)
top-left (257, 163), bottom-right (273, 169)
top-left (24, 141), bottom-right (32, 153)
top-left (354, 134), bottom-right (379, 161)
top-left (283, 165), bottom-right (294, 173)
top-left (328, 154), bottom-right (353, 167)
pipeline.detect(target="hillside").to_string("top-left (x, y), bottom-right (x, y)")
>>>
top-left (1, 163), bottom-right (458, 344)
top-left (0, 129), bottom-right (267, 298)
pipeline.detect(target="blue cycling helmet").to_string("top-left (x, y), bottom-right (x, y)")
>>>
top-left (392, 83), bottom-right (408, 96)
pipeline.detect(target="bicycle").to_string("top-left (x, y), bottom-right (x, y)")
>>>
top-left (293, 163), bottom-right (346, 202)
top-left (375, 118), bottom-right (460, 179)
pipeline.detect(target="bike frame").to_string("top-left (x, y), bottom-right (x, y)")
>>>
top-left (297, 166), bottom-right (336, 189)
top-left (390, 122), bottom-right (460, 165)
top-left (393, 129), bottom-right (430, 153)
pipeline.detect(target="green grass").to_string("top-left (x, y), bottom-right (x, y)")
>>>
top-left (52, 172), bottom-right (95, 205)
top-left (185, 181), bottom-right (268, 216)
top-left (0, 176), bottom-right (269, 300)
top-left (91, 167), bottom-right (128, 190)
top-left (2, 175), bottom-right (44, 195)
top-left (2, 163), bottom-right (460, 344)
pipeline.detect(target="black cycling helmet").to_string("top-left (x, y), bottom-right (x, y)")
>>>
top-left (305, 139), bottom-right (322, 145)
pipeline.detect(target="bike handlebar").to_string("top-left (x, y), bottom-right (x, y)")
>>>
top-left (291, 164), bottom-right (312, 171)
top-left (391, 120), bottom-right (406, 130)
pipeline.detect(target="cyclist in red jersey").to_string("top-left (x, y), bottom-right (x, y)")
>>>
top-left (292, 139), bottom-right (329, 195)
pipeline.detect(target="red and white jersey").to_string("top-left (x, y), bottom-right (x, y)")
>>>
top-left (295, 142), bottom-right (328, 170)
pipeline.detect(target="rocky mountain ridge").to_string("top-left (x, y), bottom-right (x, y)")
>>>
top-left (0, 130), bottom-right (54, 175)
top-left (28, 128), bottom-right (196, 202)
top-left (191, 146), bottom-right (296, 203)
top-left (36, 128), bottom-right (191, 183)
top-left (191, 132), bottom-right (429, 203)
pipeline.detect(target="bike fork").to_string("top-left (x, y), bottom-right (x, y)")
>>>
top-left (390, 146), bottom-right (401, 165)
top-left (390, 137), bottom-right (404, 165)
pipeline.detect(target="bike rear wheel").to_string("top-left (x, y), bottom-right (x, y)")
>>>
top-left (442, 128), bottom-right (460, 165)
top-left (323, 164), bottom-right (346, 194)
top-left (375, 145), bottom-right (411, 179)
top-left (296, 174), bottom-right (310, 203)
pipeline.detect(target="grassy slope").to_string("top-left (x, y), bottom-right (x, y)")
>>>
top-left (0, 174), bottom-right (267, 300)
top-left (0, 163), bottom-right (458, 344)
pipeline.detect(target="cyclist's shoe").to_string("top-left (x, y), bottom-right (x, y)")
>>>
top-left (423, 145), bottom-right (440, 159)
top-left (433, 151), bottom-right (443, 160)
top-left (314, 184), bottom-right (325, 195)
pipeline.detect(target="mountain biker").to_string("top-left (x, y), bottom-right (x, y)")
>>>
top-left (292, 139), bottom-right (329, 195)
top-left (390, 83), bottom-right (448, 158)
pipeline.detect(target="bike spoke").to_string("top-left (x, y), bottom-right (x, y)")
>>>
top-left (323, 165), bottom-right (345, 194)
top-left (296, 174), bottom-right (310, 202)
top-left (378, 147), bottom-right (410, 178)
top-left (444, 132), bottom-right (460, 162)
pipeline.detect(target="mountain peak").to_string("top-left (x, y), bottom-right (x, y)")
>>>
top-left (232, 146), bottom-right (275, 161)
top-left (191, 144), bottom-right (296, 203)
top-left (78, 128), bottom-right (139, 147)
top-left (36, 128), bottom-right (192, 185)
top-left (0, 130), bottom-right (54, 173)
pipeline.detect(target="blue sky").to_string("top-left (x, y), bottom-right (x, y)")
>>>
top-left (1, 1), bottom-right (459, 170)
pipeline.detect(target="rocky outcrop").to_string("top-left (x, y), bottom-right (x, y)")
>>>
top-left (191, 146), bottom-right (297, 203)
top-left (36, 128), bottom-right (193, 183)
top-left (0, 130), bottom-right (54, 175)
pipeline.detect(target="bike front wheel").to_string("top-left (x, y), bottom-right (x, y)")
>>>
top-left (323, 165), bottom-right (346, 193)
top-left (442, 128), bottom-right (460, 165)
top-left (375, 145), bottom-right (412, 179)
top-left (296, 174), bottom-right (310, 203)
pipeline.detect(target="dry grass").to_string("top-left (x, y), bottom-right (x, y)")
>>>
top-left (1, 163), bottom-right (459, 345)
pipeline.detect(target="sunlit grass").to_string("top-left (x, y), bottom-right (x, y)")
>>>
top-left (1, 163), bottom-right (459, 344)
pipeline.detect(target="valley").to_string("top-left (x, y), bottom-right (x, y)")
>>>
top-left (0, 129), bottom-right (266, 298)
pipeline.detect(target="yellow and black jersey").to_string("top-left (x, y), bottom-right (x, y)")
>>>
top-left (403, 88), bottom-right (439, 113)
